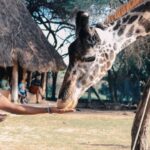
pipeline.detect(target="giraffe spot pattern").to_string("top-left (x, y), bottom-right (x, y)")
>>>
top-left (113, 20), bottom-right (121, 30)
top-left (126, 25), bottom-right (134, 37)
top-left (122, 15), bottom-right (130, 24)
top-left (118, 24), bottom-right (126, 36)
top-left (113, 43), bottom-right (117, 51)
top-left (128, 15), bottom-right (138, 24)
top-left (109, 50), bottom-right (115, 60)
top-left (131, 1), bottom-right (150, 13)
top-left (138, 16), bottom-right (150, 33)
top-left (136, 29), bottom-right (141, 34)
top-left (107, 61), bottom-right (111, 69)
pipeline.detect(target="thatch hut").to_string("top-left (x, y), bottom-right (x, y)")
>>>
top-left (0, 0), bottom-right (66, 101)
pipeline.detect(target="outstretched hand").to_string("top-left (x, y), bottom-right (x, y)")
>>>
top-left (0, 114), bottom-right (7, 122)
top-left (50, 107), bottom-right (75, 114)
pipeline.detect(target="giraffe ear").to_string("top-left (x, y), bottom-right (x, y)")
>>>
top-left (75, 11), bottom-right (89, 36)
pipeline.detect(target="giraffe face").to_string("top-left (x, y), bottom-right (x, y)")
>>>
top-left (56, 1), bottom-right (150, 109)
top-left (57, 12), bottom-right (115, 109)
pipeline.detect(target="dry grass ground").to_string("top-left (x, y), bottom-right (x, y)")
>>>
top-left (0, 105), bottom-right (149, 150)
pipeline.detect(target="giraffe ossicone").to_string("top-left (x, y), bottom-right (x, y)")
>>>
top-left (57, 1), bottom-right (150, 109)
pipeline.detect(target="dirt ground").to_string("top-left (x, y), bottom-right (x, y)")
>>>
top-left (0, 103), bottom-right (149, 150)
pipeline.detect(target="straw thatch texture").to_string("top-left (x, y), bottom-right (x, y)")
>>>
top-left (0, 0), bottom-right (66, 72)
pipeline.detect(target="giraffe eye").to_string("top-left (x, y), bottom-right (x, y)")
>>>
top-left (81, 56), bottom-right (95, 62)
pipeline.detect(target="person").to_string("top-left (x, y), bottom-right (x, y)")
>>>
top-left (0, 75), bottom-right (11, 99)
top-left (18, 80), bottom-right (28, 104)
top-left (0, 75), bottom-right (10, 90)
top-left (0, 93), bottom-right (74, 122)
top-left (29, 75), bottom-right (45, 103)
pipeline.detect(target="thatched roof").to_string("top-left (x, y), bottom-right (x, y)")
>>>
top-left (0, 0), bottom-right (66, 72)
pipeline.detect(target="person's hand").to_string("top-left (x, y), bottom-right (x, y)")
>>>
top-left (0, 114), bottom-right (7, 122)
top-left (50, 107), bottom-right (75, 114)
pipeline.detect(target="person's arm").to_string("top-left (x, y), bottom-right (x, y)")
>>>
top-left (0, 94), bottom-right (74, 115)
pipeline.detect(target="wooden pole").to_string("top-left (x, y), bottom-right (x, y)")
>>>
top-left (51, 72), bottom-right (58, 100)
top-left (22, 68), bottom-right (27, 81)
top-left (28, 72), bottom-right (32, 88)
top-left (11, 62), bottom-right (19, 103)
top-left (41, 72), bottom-right (47, 97)
top-left (131, 78), bottom-right (150, 150)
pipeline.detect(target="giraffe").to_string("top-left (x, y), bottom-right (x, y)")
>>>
top-left (57, 0), bottom-right (150, 109)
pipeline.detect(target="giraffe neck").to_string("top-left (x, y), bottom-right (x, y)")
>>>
top-left (105, 0), bottom-right (150, 54)
top-left (95, 1), bottom-right (150, 55)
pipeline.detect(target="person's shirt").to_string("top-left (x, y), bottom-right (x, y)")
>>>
top-left (0, 79), bottom-right (10, 90)
top-left (18, 82), bottom-right (27, 96)
top-left (31, 78), bottom-right (41, 86)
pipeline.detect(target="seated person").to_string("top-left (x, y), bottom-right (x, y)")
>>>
top-left (0, 76), bottom-right (11, 99)
top-left (29, 75), bottom-right (44, 103)
top-left (18, 80), bottom-right (27, 104)
top-left (0, 76), bottom-right (10, 90)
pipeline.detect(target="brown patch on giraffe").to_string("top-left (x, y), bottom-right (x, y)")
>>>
top-left (113, 43), bottom-right (117, 51)
top-left (92, 64), bottom-right (99, 76)
top-left (81, 79), bottom-right (87, 85)
top-left (109, 44), bottom-right (111, 47)
top-left (100, 66), bottom-right (105, 73)
top-left (72, 70), bottom-right (77, 75)
top-left (122, 15), bottom-right (130, 24)
top-left (118, 25), bottom-right (126, 36)
top-left (128, 15), bottom-right (138, 24)
top-left (110, 50), bottom-right (115, 60)
top-left (102, 41), bottom-right (106, 45)
top-left (104, 53), bottom-right (109, 60)
top-left (107, 61), bottom-right (111, 69)
top-left (122, 39), bottom-right (132, 49)
top-left (136, 35), bottom-right (143, 39)
top-left (101, 64), bottom-right (107, 73)
top-left (101, 53), bottom-right (109, 60)
top-left (126, 25), bottom-right (134, 37)
top-left (132, 1), bottom-right (150, 12)
top-left (89, 75), bottom-right (94, 81)
top-left (138, 16), bottom-right (150, 33)
top-left (113, 20), bottom-right (121, 30)
top-left (99, 58), bottom-right (105, 64)
top-left (136, 29), bottom-right (141, 34)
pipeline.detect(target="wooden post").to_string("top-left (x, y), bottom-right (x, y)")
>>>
top-left (41, 72), bottom-right (47, 97)
top-left (22, 68), bottom-right (27, 81)
top-left (131, 78), bottom-right (150, 150)
top-left (27, 72), bottom-right (32, 88)
top-left (51, 72), bottom-right (58, 100)
top-left (11, 62), bottom-right (19, 103)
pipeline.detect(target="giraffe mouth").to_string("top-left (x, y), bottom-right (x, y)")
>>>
top-left (57, 84), bottom-right (82, 109)
top-left (57, 98), bottom-right (78, 109)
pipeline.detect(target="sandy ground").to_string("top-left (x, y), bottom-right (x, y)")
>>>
top-left (0, 102), bottom-right (147, 150)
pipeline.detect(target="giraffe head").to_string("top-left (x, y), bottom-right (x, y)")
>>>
top-left (57, 11), bottom-right (116, 109)
top-left (57, 1), bottom-right (150, 109)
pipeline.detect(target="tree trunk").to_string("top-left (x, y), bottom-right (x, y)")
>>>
top-left (51, 72), bottom-right (58, 100)
top-left (87, 88), bottom-right (92, 108)
top-left (90, 87), bottom-right (106, 108)
top-left (108, 70), bottom-right (116, 102)
top-left (11, 62), bottom-right (18, 103)
top-left (131, 78), bottom-right (150, 150)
